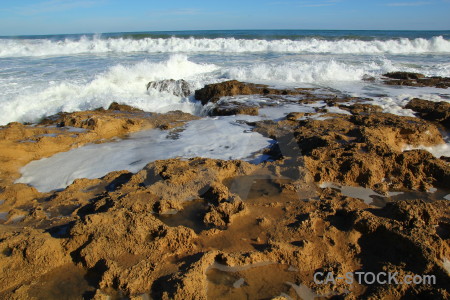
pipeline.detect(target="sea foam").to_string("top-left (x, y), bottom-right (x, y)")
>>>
top-left (16, 116), bottom-right (272, 192)
top-left (0, 55), bottom-right (217, 125)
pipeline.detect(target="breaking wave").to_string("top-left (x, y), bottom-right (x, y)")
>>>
top-left (1, 36), bottom-right (449, 57)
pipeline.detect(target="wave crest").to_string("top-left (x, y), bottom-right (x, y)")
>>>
top-left (0, 36), bottom-right (449, 57)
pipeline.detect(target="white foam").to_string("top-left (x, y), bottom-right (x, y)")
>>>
top-left (259, 103), bottom-right (317, 120)
top-left (233, 278), bottom-right (245, 289)
top-left (331, 82), bottom-right (450, 117)
top-left (2, 52), bottom-right (449, 125)
top-left (402, 143), bottom-right (450, 158)
top-left (1, 36), bottom-right (449, 57)
top-left (0, 55), bottom-right (217, 125)
top-left (224, 60), bottom-right (384, 84)
top-left (326, 106), bottom-right (352, 115)
top-left (17, 116), bottom-right (272, 192)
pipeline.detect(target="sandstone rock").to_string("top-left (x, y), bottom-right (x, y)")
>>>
top-left (341, 103), bottom-right (383, 114)
top-left (108, 102), bottom-right (143, 112)
top-left (254, 110), bottom-right (449, 191)
top-left (203, 200), bottom-right (246, 229)
top-left (210, 102), bottom-right (259, 116)
top-left (405, 98), bottom-right (450, 129)
top-left (194, 80), bottom-right (308, 105)
top-left (0, 228), bottom-right (71, 293)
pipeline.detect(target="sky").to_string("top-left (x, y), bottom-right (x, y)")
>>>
top-left (0, 0), bottom-right (449, 36)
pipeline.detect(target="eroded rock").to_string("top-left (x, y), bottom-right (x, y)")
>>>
top-left (254, 109), bottom-right (449, 191)
top-left (0, 228), bottom-right (71, 293)
top-left (406, 98), bottom-right (450, 129)
top-left (383, 72), bottom-right (450, 88)
top-left (384, 72), bottom-right (426, 80)
top-left (210, 102), bottom-right (259, 116)
top-left (194, 80), bottom-right (311, 105)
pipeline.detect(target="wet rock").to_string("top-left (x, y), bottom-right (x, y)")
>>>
top-left (362, 74), bottom-right (376, 81)
top-left (383, 200), bottom-right (438, 228)
top-left (341, 103), bottom-right (383, 114)
top-left (254, 112), bottom-right (449, 191)
top-left (147, 79), bottom-right (191, 97)
top-left (285, 112), bottom-right (306, 121)
top-left (153, 199), bottom-right (183, 215)
top-left (384, 72), bottom-right (426, 80)
top-left (131, 158), bottom-right (257, 203)
top-left (107, 102), bottom-right (143, 112)
top-left (441, 156), bottom-right (450, 162)
top-left (405, 98), bottom-right (450, 129)
top-left (194, 80), bottom-right (309, 105)
top-left (152, 252), bottom-right (217, 300)
top-left (210, 102), bottom-right (259, 116)
top-left (383, 73), bottom-right (450, 89)
top-left (0, 228), bottom-right (71, 293)
top-left (203, 200), bottom-right (246, 229)
top-left (351, 200), bottom-right (450, 298)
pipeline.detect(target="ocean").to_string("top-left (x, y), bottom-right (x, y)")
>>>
top-left (2, 30), bottom-right (450, 191)
top-left (1, 30), bottom-right (449, 125)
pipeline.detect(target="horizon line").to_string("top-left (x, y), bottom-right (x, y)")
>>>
top-left (1, 28), bottom-right (450, 38)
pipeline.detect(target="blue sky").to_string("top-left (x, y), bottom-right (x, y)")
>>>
top-left (0, 0), bottom-right (449, 35)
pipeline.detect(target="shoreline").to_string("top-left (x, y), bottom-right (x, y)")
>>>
top-left (0, 78), bottom-right (449, 299)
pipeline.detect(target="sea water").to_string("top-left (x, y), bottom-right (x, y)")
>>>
top-left (1, 30), bottom-right (449, 124)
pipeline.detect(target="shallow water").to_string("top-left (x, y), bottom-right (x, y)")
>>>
top-left (206, 262), bottom-right (319, 300)
top-left (320, 182), bottom-right (450, 207)
top-left (157, 199), bottom-right (209, 233)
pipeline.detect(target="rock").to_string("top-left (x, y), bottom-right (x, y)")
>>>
top-left (194, 80), bottom-right (308, 105)
top-left (108, 102), bottom-right (143, 112)
top-left (203, 200), bottom-right (246, 229)
top-left (383, 73), bottom-right (450, 89)
top-left (383, 72), bottom-right (425, 80)
top-left (441, 156), bottom-right (450, 162)
top-left (254, 112), bottom-right (449, 191)
top-left (210, 102), bottom-right (259, 116)
top-left (405, 98), bottom-right (450, 129)
top-left (2, 85), bottom-right (450, 299)
top-left (341, 104), bottom-right (383, 114)
top-left (146, 79), bottom-right (191, 97)
top-left (362, 74), bottom-right (376, 81)
top-left (0, 228), bottom-right (71, 293)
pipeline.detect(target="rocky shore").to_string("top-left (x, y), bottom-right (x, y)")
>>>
top-left (0, 77), bottom-right (449, 299)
